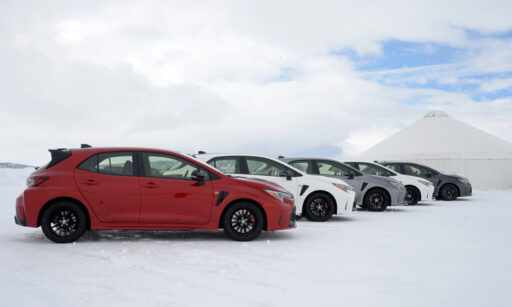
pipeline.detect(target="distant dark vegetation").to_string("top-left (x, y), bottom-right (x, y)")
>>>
top-left (0, 162), bottom-right (35, 169)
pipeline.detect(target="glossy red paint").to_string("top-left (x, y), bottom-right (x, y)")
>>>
top-left (15, 147), bottom-right (295, 237)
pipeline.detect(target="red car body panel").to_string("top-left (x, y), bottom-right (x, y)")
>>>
top-left (15, 147), bottom-right (295, 232)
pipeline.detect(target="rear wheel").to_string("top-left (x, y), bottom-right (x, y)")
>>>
top-left (41, 201), bottom-right (87, 243)
top-left (303, 192), bottom-right (334, 222)
top-left (440, 184), bottom-right (458, 201)
top-left (364, 189), bottom-right (389, 211)
top-left (223, 202), bottom-right (264, 241)
top-left (405, 186), bottom-right (420, 205)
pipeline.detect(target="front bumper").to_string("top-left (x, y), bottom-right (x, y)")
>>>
top-left (14, 215), bottom-right (26, 226)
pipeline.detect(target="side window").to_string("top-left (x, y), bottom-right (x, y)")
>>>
top-left (403, 164), bottom-right (429, 177)
top-left (246, 157), bottom-right (287, 177)
top-left (289, 161), bottom-right (311, 173)
top-left (142, 152), bottom-right (208, 180)
top-left (98, 153), bottom-right (134, 176)
top-left (359, 163), bottom-right (393, 176)
top-left (317, 161), bottom-right (352, 176)
top-left (208, 157), bottom-right (239, 174)
top-left (385, 163), bottom-right (400, 172)
top-left (77, 152), bottom-right (134, 176)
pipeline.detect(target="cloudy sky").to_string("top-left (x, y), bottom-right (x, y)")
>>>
top-left (1, 0), bottom-right (511, 165)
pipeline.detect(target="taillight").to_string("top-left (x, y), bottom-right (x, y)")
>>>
top-left (26, 176), bottom-right (49, 187)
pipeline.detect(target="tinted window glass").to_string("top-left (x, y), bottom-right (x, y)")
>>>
top-left (98, 153), bottom-right (134, 176)
top-left (385, 163), bottom-right (400, 172)
top-left (209, 157), bottom-right (239, 174)
top-left (143, 152), bottom-right (208, 180)
top-left (358, 163), bottom-right (394, 176)
top-left (289, 161), bottom-right (311, 173)
top-left (77, 152), bottom-right (134, 176)
top-left (317, 161), bottom-right (352, 176)
top-left (246, 157), bottom-right (287, 177)
top-left (403, 164), bottom-right (430, 177)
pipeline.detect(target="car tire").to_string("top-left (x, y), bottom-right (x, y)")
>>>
top-left (303, 192), bottom-right (335, 222)
top-left (364, 189), bottom-right (389, 211)
top-left (41, 201), bottom-right (87, 243)
top-left (223, 202), bottom-right (264, 241)
top-left (405, 186), bottom-right (420, 205)
top-left (440, 184), bottom-right (458, 201)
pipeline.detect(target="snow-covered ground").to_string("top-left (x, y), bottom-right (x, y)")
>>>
top-left (1, 168), bottom-right (511, 307)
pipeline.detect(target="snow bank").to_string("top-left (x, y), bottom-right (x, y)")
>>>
top-left (1, 168), bottom-right (511, 306)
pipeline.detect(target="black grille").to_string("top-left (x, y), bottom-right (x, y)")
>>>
top-left (289, 207), bottom-right (296, 226)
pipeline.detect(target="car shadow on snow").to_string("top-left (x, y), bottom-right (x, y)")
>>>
top-left (75, 229), bottom-right (296, 243)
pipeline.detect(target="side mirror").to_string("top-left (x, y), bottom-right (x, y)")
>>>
top-left (191, 170), bottom-right (206, 185)
top-left (281, 170), bottom-right (293, 180)
top-left (425, 172), bottom-right (432, 178)
top-left (348, 172), bottom-right (355, 179)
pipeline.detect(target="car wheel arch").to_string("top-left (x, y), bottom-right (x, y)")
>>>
top-left (303, 190), bottom-right (337, 214)
top-left (405, 185), bottom-right (422, 199)
top-left (440, 183), bottom-right (460, 197)
top-left (364, 187), bottom-right (391, 205)
top-left (218, 199), bottom-right (268, 230)
top-left (38, 197), bottom-right (91, 229)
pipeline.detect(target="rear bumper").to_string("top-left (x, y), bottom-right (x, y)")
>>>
top-left (14, 215), bottom-right (26, 226)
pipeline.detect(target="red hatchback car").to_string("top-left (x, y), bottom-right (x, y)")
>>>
top-left (15, 146), bottom-right (296, 242)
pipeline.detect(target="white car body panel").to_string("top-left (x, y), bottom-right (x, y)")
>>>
top-left (196, 153), bottom-right (356, 216)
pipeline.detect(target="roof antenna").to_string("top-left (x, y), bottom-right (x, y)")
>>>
top-left (278, 155), bottom-right (285, 158)
top-left (198, 150), bottom-right (206, 154)
top-left (81, 144), bottom-right (92, 148)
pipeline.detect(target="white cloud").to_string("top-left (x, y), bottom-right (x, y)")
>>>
top-left (0, 0), bottom-right (511, 165)
top-left (479, 78), bottom-right (512, 92)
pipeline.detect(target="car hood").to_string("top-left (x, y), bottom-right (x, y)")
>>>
top-left (230, 176), bottom-right (290, 193)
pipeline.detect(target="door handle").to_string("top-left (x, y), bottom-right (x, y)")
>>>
top-left (143, 182), bottom-right (159, 189)
top-left (82, 179), bottom-right (99, 185)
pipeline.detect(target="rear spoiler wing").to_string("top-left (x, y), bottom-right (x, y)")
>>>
top-left (47, 149), bottom-right (72, 168)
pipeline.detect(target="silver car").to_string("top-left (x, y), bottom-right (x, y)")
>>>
top-left (280, 157), bottom-right (407, 211)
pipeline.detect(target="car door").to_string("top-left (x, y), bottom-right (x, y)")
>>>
top-left (315, 160), bottom-right (361, 191)
top-left (74, 151), bottom-right (141, 223)
top-left (139, 152), bottom-right (214, 225)
top-left (242, 156), bottom-right (300, 197)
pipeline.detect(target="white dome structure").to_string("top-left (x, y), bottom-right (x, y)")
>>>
top-left (360, 111), bottom-right (512, 190)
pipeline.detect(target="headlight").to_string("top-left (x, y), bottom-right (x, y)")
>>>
top-left (418, 180), bottom-right (433, 187)
top-left (458, 178), bottom-right (465, 184)
top-left (388, 181), bottom-right (399, 188)
top-left (333, 183), bottom-right (353, 192)
top-left (263, 189), bottom-right (293, 202)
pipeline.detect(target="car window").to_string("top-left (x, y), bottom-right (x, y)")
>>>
top-left (289, 161), bottom-right (311, 173)
top-left (77, 152), bottom-right (134, 176)
top-left (142, 152), bottom-right (208, 180)
top-left (403, 164), bottom-right (430, 177)
top-left (358, 163), bottom-right (394, 176)
top-left (385, 163), bottom-right (400, 172)
top-left (246, 157), bottom-right (287, 177)
top-left (317, 161), bottom-right (353, 176)
top-left (208, 157), bottom-right (239, 174)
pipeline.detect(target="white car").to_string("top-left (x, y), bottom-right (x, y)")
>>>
top-left (195, 153), bottom-right (356, 222)
top-left (344, 161), bottom-right (435, 205)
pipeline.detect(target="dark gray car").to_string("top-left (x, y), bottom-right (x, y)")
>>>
top-left (280, 157), bottom-right (407, 211)
top-left (378, 161), bottom-right (472, 201)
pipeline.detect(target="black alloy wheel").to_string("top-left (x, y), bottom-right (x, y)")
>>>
top-left (304, 193), bottom-right (334, 222)
top-left (41, 202), bottom-right (87, 243)
top-left (223, 202), bottom-right (264, 241)
top-left (440, 184), bottom-right (458, 201)
top-left (364, 189), bottom-right (389, 211)
top-left (405, 187), bottom-right (420, 205)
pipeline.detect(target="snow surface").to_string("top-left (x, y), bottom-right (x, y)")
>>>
top-left (1, 168), bottom-right (511, 307)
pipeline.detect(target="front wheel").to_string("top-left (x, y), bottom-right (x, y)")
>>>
top-left (41, 201), bottom-right (87, 243)
top-left (364, 189), bottom-right (389, 211)
top-left (223, 202), bottom-right (264, 241)
top-left (440, 184), bottom-right (458, 201)
top-left (303, 193), bottom-right (335, 222)
top-left (405, 186), bottom-right (420, 205)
